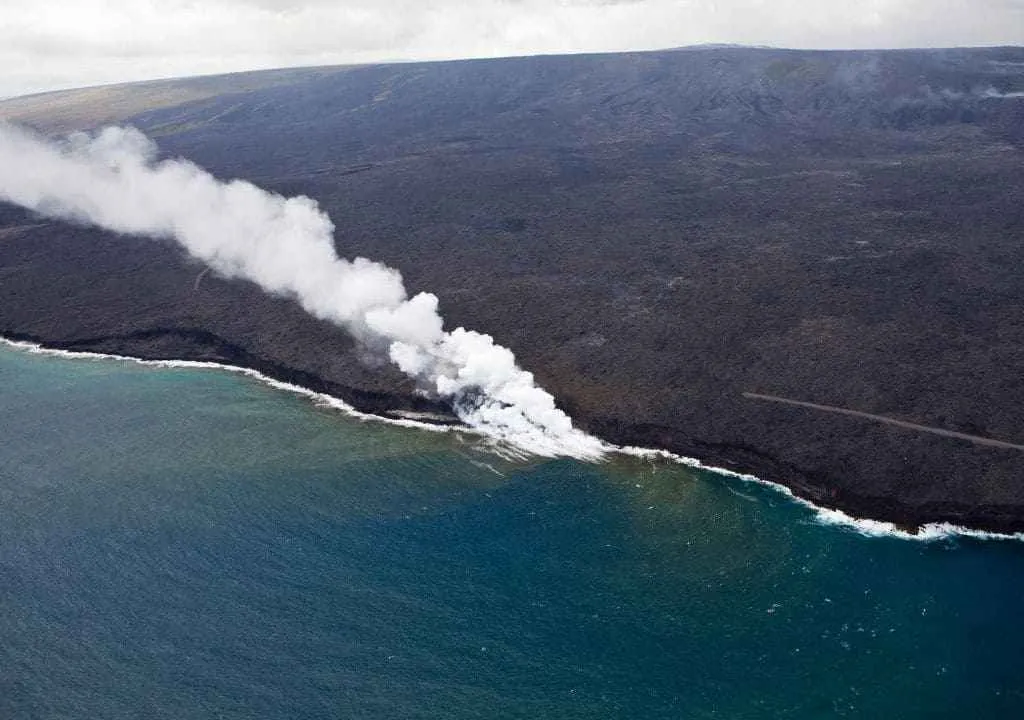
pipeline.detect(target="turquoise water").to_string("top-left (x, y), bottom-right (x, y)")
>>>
top-left (1, 344), bottom-right (1022, 718)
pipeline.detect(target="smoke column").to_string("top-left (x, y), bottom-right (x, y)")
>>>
top-left (0, 123), bottom-right (606, 460)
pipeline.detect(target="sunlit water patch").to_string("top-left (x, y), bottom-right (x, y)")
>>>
top-left (1, 344), bottom-right (1022, 718)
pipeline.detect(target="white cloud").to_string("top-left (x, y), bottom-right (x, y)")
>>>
top-left (0, 123), bottom-right (609, 459)
top-left (1, 0), bottom-right (1022, 97)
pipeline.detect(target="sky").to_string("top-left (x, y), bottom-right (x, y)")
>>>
top-left (1, 0), bottom-right (1023, 98)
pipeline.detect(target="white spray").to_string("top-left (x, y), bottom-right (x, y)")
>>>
top-left (0, 123), bottom-right (606, 459)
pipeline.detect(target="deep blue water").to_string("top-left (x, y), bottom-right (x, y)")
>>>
top-left (1, 344), bottom-right (1023, 719)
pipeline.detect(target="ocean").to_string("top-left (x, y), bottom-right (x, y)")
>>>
top-left (1, 342), bottom-right (1022, 718)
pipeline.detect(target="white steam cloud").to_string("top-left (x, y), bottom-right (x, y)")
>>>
top-left (982, 87), bottom-right (1024, 99)
top-left (0, 123), bottom-right (606, 459)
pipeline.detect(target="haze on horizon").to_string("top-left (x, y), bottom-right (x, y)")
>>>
top-left (2, 0), bottom-right (1023, 99)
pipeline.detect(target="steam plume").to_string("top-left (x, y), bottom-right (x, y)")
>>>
top-left (0, 123), bottom-right (605, 459)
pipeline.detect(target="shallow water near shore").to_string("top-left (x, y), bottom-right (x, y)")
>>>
top-left (2, 343), bottom-right (1023, 718)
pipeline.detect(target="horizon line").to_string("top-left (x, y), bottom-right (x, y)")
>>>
top-left (3, 42), bottom-right (1022, 103)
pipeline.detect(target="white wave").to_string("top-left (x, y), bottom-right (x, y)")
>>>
top-left (616, 445), bottom-right (1024, 543)
top-left (0, 339), bottom-right (605, 458)
top-left (0, 336), bottom-right (454, 436)
top-left (4, 335), bottom-right (1022, 543)
top-left (813, 507), bottom-right (1024, 543)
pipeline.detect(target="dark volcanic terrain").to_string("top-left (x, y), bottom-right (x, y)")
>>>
top-left (2, 47), bottom-right (1024, 532)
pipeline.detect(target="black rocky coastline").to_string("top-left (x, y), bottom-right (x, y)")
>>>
top-left (6, 327), bottom-right (1022, 536)
top-left (3, 45), bottom-right (1024, 535)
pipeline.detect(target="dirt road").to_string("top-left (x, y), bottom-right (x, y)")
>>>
top-left (742, 392), bottom-right (1024, 452)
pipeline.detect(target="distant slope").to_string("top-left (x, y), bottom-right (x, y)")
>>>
top-left (3, 46), bottom-right (1024, 532)
top-left (0, 65), bottom-right (355, 133)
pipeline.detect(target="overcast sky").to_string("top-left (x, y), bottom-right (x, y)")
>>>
top-left (2, 0), bottom-right (1023, 98)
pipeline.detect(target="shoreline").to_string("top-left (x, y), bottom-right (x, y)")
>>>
top-left (3, 335), bottom-right (1022, 544)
